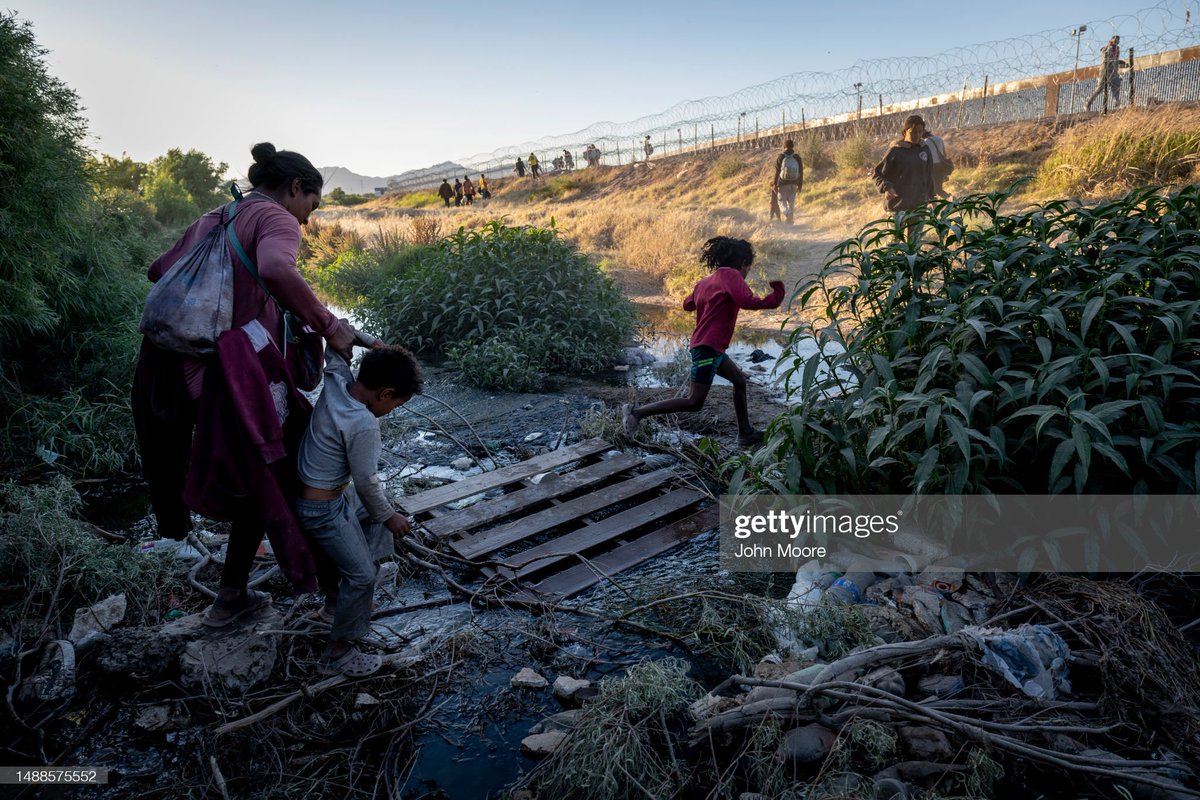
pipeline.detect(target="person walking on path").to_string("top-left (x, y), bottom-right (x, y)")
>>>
top-left (922, 128), bottom-right (953, 198)
top-left (514, 157), bottom-right (526, 178)
top-left (453, 178), bottom-right (463, 207)
top-left (132, 142), bottom-right (357, 626)
top-left (478, 174), bottom-right (490, 199)
top-left (771, 139), bottom-right (804, 225)
top-left (622, 237), bottom-right (784, 449)
top-left (437, 178), bottom-right (454, 207)
top-left (528, 152), bottom-right (540, 178)
top-left (643, 135), bottom-right (654, 162)
top-left (462, 175), bottom-right (476, 206)
top-left (872, 114), bottom-right (934, 214)
top-left (1086, 36), bottom-right (1126, 112)
top-left (563, 149), bottom-right (575, 170)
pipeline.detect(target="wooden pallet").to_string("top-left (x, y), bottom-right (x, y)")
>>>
top-left (399, 438), bottom-right (718, 599)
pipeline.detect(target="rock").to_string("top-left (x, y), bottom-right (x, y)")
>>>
top-left (521, 403), bottom-right (534, 411)
top-left (69, 593), bottom-right (127, 650)
top-left (898, 726), bottom-right (954, 762)
top-left (750, 364), bottom-right (767, 372)
top-left (873, 776), bottom-right (911, 800)
top-left (17, 640), bottom-right (75, 704)
top-left (134, 703), bottom-right (190, 732)
top-left (774, 724), bottom-right (836, 766)
top-left (97, 611), bottom-right (209, 681)
top-left (917, 674), bottom-right (964, 697)
top-left (179, 610), bottom-right (283, 695)
top-left (520, 730), bottom-right (568, 758)
top-left (523, 432), bottom-right (544, 443)
top-left (860, 666), bottom-right (905, 696)
top-left (749, 348), bottom-right (775, 363)
top-left (529, 709), bottom-right (582, 735)
top-left (552, 675), bottom-right (592, 705)
top-left (619, 347), bottom-right (656, 366)
top-left (451, 456), bottom-right (473, 471)
top-left (511, 667), bottom-right (548, 690)
top-left (355, 693), bottom-right (380, 707)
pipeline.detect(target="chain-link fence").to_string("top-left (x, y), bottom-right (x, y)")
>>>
top-left (387, 1), bottom-right (1200, 193)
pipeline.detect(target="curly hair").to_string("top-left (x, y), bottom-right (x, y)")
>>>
top-left (700, 236), bottom-right (754, 270)
top-left (358, 345), bottom-right (423, 397)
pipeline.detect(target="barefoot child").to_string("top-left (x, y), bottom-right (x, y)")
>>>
top-left (623, 237), bottom-right (785, 448)
top-left (294, 336), bottom-right (423, 677)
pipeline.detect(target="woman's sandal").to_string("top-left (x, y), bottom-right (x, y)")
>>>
top-left (318, 646), bottom-right (383, 678)
top-left (202, 589), bottom-right (273, 628)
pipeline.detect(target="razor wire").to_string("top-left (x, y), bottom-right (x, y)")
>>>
top-left (388, 1), bottom-right (1200, 192)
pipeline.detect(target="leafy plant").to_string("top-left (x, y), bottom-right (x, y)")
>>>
top-left (714, 154), bottom-right (745, 180)
top-left (449, 333), bottom-right (543, 393)
top-left (834, 131), bottom-right (878, 176)
top-left (734, 184), bottom-right (1200, 497)
top-left (361, 221), bottom-right (637, 389)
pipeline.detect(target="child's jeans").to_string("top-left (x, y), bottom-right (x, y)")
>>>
top-left (295, 491), bottom-right (393, 642)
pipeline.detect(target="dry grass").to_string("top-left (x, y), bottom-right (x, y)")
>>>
top-left (317, 107), bottom-right (1200, 305)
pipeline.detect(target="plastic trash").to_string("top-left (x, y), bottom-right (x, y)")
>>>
top-left (140, 539), bottom-right (203, 561)
top-left (825, 572), bottom-right (879, 605)
top-left (963, 623), bottom-right (1071, 700)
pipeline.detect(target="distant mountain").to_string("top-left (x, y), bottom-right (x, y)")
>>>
top-left (319, 160), bottom-right (470, 196)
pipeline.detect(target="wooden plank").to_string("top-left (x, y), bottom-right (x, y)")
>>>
top-left (505, 488), bottom-right (705, 578)
top-left (422, 453), bottom-right (643, 538)
top-left (399, 438), bottom-right (611, 515)
top-left (531, 507), bottom-right (720, 599)
top-left (451, 467), bottom-right (677, 560)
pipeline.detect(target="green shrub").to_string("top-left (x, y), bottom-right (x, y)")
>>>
top-left (324, 187), bottom-right (372, 206)
top-left (794, 132), bottom-right (832, 173)
top-left (0, 478), bottom-right (183, 640)
top-left (394, 191), bottom-right (439, 209)
top-left (834, 131), bottom-right (878, 175)
top-left (735, 185), bottom-right (1200, 497)
top-left (663, 260), bottom-right (708, 299)
top-left (0, 13), bottom-right (167, 477)
top-left (361, 221), bottom-right (637, 389)
top-left (529, 174), bottom-right (592, 202)
top-left (449, 334), bottom-right (543, 392)
top-left (713, 154), bottom-right (744, 180)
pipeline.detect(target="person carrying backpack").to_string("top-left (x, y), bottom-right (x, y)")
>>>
top-left (643, 135), bottom-right (654, 162)
top-left (772, 139), bottom-right (804, 225)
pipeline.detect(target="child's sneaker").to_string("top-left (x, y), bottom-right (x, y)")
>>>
top-left (737, 428), bottom-right (765, 448)
top-left (375, 561), bottom-right (398, 590)
top-left (621, 404), bottom-right (639, 440)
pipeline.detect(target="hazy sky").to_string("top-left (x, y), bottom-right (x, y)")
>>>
top-left (19, 0), bottom-right (1144, 177)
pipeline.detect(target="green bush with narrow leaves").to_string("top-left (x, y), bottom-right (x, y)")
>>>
top-left (361, 221), bottom-right (637, 390)
top-left (734, 185), bottom-right (1200, 496)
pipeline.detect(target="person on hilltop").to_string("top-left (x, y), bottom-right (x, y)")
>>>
top-left (1086, 35), bottom-right (1127, 112)
top-left (294, 336), bottom-right (422, 677)
top-left (643, 135), bottom-right (654, 162)
top-left (514, 157), bottom-right (526, 178)
top-left (563, 149), bottom-right (575, 170)
top-left (622, 236), bottom-right (784, 449)
top-left (462, 175), bottom-right (476, 206)
top-left (528, 152), bottom-right (541, 178)
top-left (771, 138), bottom-right (804, 225)
top-left (872, 114), bottom-right (934, 215)
top-left (437, 178), bottom-right (454, 207)
top-left (453, 177), bottom-right (463, 207)
top-left (132, 142), bottom-right (358, 627)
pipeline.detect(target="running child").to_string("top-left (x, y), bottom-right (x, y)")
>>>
top-left (622, 237), bottom-right (785, 448)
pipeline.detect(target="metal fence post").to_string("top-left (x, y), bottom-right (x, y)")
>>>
top-left (1129, 47), bottom-right (1136, 107)
top-left (979, 76), bottom-right (989, 124)
top-left (711, 123), bottom-right (715, 149)
top-left (957, 78), bottom-right (968, 130)
top-left (801, 108), bottom-right (806, 129)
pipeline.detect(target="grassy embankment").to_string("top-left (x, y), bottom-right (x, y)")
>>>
top-left (313, 105), bottom-right (1200, 326)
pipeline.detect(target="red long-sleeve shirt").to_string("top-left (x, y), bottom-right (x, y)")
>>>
top-left (684, 268), bottom-right (785, 352)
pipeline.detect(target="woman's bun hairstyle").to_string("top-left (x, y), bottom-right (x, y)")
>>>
top-left (247, 142), bottom-right (323, 195)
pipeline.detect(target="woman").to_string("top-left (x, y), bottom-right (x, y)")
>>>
top-left (132, 142), bottom-right (355, 626)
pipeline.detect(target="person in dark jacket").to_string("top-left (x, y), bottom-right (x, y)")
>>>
top-left (437, 179), bottom-right (454, 207)
top-left (453, 178), bottom-right (463, 207)
top-left (515, 157), bottom-right (526, 178)
top-left (872, 114), bottom-right (934, 214)
top-left (771, 139), bottom-right (804, 225)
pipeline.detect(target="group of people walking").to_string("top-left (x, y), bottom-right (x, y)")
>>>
top-left (437, 174), bottom-right (490, 207)
top-left (513, 144), bottom-right (604, 178)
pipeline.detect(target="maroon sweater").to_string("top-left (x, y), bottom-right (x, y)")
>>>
top-left (684, 268), bottom-right (785, 352)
